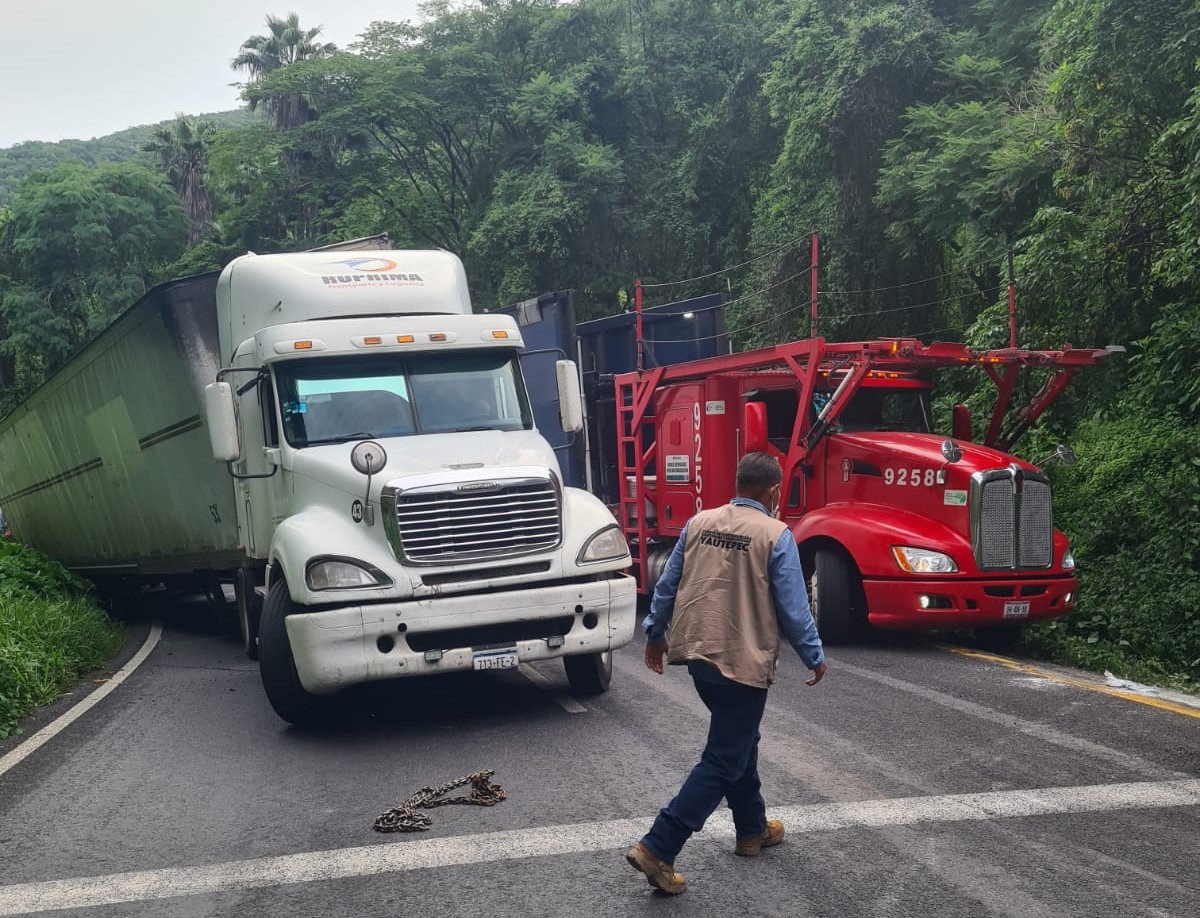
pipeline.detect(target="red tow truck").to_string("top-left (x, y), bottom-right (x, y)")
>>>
top-left (612, 336), bottom-right (1122, 644)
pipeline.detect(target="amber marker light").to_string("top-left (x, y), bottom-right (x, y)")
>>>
top-left (491, 330), bottom-right (510, 339)
top-left (429, 333), bottom-right (447, 342)
top-left (363, 336), bottom-right (383, 346)
top-left (294, 341), bottom-right (313, 350)
top-left (396, 335), bottom-right (415, 344)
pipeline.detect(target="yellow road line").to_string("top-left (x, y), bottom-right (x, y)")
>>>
top-left (935, 644), bottom-right (1200, 720)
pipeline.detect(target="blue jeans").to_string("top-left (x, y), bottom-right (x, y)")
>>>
top-left (641, 673), bottom-right (769, 863)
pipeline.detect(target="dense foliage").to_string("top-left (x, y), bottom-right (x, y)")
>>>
top-left (0, 1), bottom-right (1197, 682)
top-left (0, 541), bottom-right (124, 738)
top-left (0, 110), bottom-right (260, 207)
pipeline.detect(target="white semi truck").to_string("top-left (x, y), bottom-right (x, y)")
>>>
top-left (0, 241), bottom-right (637, 723)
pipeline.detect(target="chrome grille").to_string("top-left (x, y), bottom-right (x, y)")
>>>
top-left (385, 477), bottom-right (561, 565)
top-left (971, 467), bottom-right (1053, 571)
top-left (978, 478), bottom-right (1015, 569)
top-left (1018, 479), bottom-right (1053, 567)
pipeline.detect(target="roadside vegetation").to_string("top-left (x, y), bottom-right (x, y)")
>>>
top-left (0, 2), bottom-right (1197, 689)
top-left (0, 541), bottom-right (124, 739)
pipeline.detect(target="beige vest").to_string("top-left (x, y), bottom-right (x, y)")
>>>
top-left (666, 502), bottom-right (789, 688)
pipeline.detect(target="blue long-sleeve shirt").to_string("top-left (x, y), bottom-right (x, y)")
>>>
top-left (643, 497), bottom-right (825, 672)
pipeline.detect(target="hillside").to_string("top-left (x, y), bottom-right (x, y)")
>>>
top-left (0, 109), bottom-right (261, 206)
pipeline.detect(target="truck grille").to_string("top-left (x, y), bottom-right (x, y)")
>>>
top-left (971, 467), bottom-right (1053, 570)
top-left (383, 476), bottom-right (561, 565)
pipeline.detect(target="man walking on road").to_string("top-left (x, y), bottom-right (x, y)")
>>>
top-left (626, 452), bottom-right (827, 895)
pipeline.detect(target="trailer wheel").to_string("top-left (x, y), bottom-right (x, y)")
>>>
top-left (258, 580), bottom-right (333, 726)
top-left (974, 625), bottom-right (1022, 653)
top-left (809, 548), bottom-right (861, 644)
top-left (564, 650), bottom-right (612, 696)
top-left (235, 567), bottom-right (262, 661)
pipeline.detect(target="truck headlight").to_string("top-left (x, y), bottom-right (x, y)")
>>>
top-left (306, 557), bottom-right (392, 590)
top-left (1062, 547), bottom-right (1075, 570)
top-left (891, 546), bottom-right (958, 573)
top-left (577, 525), bottom-right (629, 565)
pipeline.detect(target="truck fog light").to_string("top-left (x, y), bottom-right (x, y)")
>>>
top-left (547, 635), bottom-right (565, 648)
top-left (577, 525), bottom-right (629, 564)
top-left (919, 595), bottom-right (931, 610)
top-left (1064, 592), bottom-right (1074, 604)
top-left (424, 649), bottom-right (443, 662)
top-left (306, 557), bottom-right (391, 590)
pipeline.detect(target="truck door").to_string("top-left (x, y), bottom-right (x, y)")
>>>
top-left (657, 387), bottom-right (702, 534)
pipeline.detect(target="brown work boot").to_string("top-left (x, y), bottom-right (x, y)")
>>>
top-left (734, 818), bottom-right (785, 857)
top-left (625, 842), bottom-right (687, 894)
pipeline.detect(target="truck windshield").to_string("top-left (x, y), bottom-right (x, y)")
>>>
top-left (830, 387), bottom-right (933, 434)
top-left (274, 352), bottom-right (533, 447)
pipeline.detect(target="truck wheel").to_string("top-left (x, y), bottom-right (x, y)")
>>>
top-left (258, 580), bottom-right (332, 726)
top-left (235, 567), bottom-right (262, 661)
top-left (974, 625), bottom-right (1022, 653)
top-left (564, 650), bottom-right (612, 696)
top-left (809, 549), bottom-right (859, 644)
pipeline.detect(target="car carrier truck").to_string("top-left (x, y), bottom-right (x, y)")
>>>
top-left (503, 284), bottom-right (1120, 647)
top-left (607, 336), bottom-right (1122, 646)
top-left (0, 241), bottom-right (636, 724)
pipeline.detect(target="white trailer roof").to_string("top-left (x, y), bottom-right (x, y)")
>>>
top-left (218, 249), bottom-right (474, 361)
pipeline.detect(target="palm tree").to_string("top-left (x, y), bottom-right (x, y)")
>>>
top-left (232, 13), bottom-right (337, 131)
top-left (143, 115), bottom-right (216, 244)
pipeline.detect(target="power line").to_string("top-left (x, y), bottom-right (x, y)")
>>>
top-left (643, 278), bottom-right (1001, 346)
top-left (639, 234), bottom-right (814, 290)
top-left (816, 266), bottom-right (970, 296)
top-left (821, 284), bottom-right (1007, 322)
top-left (646, 269), bottom-right (813, 343)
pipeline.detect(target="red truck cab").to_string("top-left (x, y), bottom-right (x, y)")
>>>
top-left (614, 338), bottom-right (1118, 644)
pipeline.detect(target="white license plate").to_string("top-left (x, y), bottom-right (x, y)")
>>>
top-left (472, 648), bottom-right (519, 671)
top-left (1003, 601), bottom-right (1030, 620)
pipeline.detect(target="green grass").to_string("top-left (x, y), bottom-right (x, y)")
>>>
top-left (0, 541), bottom-right (125, 739)
top-left (1022, 622), bottom-right (1200, 696)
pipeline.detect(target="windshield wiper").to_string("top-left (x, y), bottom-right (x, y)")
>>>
top-left (451, 426), bottom-right (497, 433)
top-left (305, 432), bottom-right (379, 445)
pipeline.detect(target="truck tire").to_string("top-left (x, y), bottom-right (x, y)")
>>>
top-left (258, 580), bottom-right (333, 726)
top-left (809, 548), bottom-right (859, 644)
top-left (564, 650), bottom-right (612, 696)
top-left (235, 567), bottom-right (262, 661)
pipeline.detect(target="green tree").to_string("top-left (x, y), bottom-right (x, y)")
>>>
top-left (142, 114), bottom-right (217, 244)
top-left (0, 162), bottom-right (187, 398)
top-left (232, 13), bottom-right (338, 131)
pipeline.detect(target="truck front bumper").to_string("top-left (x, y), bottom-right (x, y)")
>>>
top-left (285, 574), bottom-right (637, 694)
top-left (863, 573), bottom-right (1077, 631)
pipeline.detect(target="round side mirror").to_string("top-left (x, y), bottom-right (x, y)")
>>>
top-left (1055, 444), bottom-right (1077, 465)
top-left (351, 441), bottom-right (388, 475)
top-left (940, 439), bottom-right (963, 464)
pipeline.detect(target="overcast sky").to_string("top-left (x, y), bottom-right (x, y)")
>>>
top-left (0, 1), bottom-right (427, 149)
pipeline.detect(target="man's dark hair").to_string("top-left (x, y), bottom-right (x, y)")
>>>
top-left (736, 452), bottom-right (782, 492)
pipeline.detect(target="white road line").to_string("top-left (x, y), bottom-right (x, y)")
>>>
top-left (0, 624), bottom-right (162, 779)
top-left (518, 664), bottom-right (587, 714)
top-left (1, 779), bottom-right (1197, 915)
top-left (834, 659), bottom-right (1187, 779)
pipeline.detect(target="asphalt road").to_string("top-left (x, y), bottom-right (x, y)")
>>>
top-left (1, 594), bottom-right (1197, 917)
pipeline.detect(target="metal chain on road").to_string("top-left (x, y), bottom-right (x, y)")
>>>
top-left (373, 770), bottom-right (506, 833)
